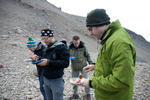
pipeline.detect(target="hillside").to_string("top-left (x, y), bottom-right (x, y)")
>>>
top-left (0, 0), bottom-right (150, 100)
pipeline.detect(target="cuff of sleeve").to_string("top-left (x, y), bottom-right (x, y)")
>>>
top-left (89, 80), bottom-right (93, 88)
top-left (91, 63), bottom-right (95, 65)
top-left (89, 77), bottom-right (95, 88)
top-left (46, 59), bottom-right (50, 66)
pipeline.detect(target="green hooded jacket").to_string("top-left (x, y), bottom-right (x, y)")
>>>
top-left (90, 20), bottom-right (136, 100)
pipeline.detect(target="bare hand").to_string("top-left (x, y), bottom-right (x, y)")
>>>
top-left (80, 79), bottom-right (90, 88)
top-left (29, 55), bottom-right (39, 61)
top-left (37, 59), bottom-right (48, 66)
top-left (83, 64), bottom-right (95, 72)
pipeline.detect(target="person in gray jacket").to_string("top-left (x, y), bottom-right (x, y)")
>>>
top-left (69, 35), bottom-right (93, 100)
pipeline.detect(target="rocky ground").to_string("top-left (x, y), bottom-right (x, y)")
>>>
top-left (133, 63), bottom-right (150, 100)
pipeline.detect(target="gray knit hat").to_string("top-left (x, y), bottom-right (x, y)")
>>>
top-left (86, 9), bottom-right (110, 27)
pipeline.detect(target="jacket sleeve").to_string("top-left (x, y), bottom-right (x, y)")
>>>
top-left (34, 42), bottom-right (45, 57)
top-left (90, 42), bottom-right (135, 92)
top-left (84, 46), bottom-right (93, 64)
top-left (47, 45), bottom-right (70, 69)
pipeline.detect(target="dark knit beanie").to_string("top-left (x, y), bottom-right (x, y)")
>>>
top-left (86, 9), bottom-right (110, 27)
top-left (26, 36), bottom-right (37, 47)
top-left (41, 29), bottom-right (54, 37)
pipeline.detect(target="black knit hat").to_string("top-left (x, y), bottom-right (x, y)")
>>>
top-left (86, 9), bottom-right (110, 27)
top-left (41, 29), bottom-right (54, 37)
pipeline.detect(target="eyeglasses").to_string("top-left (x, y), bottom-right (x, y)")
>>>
top-left (41, 37), bottom-right (49, 41)
top-left (87, 27), bottom-right (92, 31)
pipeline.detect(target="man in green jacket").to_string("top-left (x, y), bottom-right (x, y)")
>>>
top-left (80, 9), bottom-right (136, 100)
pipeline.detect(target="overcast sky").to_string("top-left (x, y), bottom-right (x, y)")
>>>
top-left (47, 0), bottom-right (150, 42)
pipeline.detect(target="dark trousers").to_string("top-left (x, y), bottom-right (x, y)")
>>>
top-left (39, 74), bottom-right (47, 100)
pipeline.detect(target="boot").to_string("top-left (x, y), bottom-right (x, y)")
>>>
top-left (69, 94), bottom-right (79, 100)
top-left (83, 94), bottom-right (94, 100)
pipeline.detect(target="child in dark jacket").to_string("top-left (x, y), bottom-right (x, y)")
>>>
top-left (27, 36), bottom-right (47, 100)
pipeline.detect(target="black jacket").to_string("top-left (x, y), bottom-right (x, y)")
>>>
top-left (42, 41), bottom-right (69, 79)
top-left (34, 42), bottom-right (46, 75)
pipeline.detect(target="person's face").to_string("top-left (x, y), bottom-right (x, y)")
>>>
top-left (87, 26), bottom-right (106, 39)
top-left (72, 40), bottom-right (80, 48)
top-left (28, 46), bottom-right (36, 52)
top-left (41, 36), bottom-right (53, 46)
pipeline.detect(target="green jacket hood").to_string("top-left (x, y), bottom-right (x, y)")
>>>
top-left (101, 20), bottom-right (121, 45)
